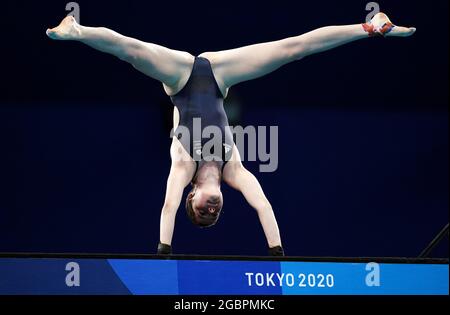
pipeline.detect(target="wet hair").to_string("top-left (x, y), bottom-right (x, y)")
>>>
top-left (185, 188), bottom-right (223, 228)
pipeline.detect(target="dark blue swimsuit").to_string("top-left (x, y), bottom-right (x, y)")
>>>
top-left (170, 57), bottom-right (234, 178)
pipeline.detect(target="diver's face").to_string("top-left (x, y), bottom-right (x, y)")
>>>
top-left (192, 187), bottom-right (223, 219)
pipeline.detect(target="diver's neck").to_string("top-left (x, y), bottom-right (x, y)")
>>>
top-left (196, 162), bottom-right (221, 186)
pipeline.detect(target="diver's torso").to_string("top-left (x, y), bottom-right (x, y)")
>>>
top-left (170, 57), bottom-right (234, 173)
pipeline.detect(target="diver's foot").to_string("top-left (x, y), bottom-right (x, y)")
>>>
top-left (46, 16), bottom-right (82, 40)
top-left (363, 12), bottom-right (416, 37)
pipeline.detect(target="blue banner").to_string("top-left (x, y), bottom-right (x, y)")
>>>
top-left (0, 258), bottom-right (447, 295)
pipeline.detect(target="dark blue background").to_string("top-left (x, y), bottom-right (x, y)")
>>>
top-left (0, 0), bottom-right (448, 257)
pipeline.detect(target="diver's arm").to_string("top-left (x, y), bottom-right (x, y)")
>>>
top-left (230, 166), bottom-right (282, 249)
top-left (223, 149), bottom-right (283, 253)
top-left (159, 140), bottom-right (196, 252)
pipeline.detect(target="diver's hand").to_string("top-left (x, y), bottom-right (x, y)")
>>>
top-left (157, 242), bottom-right (173, 255)
top-left (268, 246), bottom-right (285, 256)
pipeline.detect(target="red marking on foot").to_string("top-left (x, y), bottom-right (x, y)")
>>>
top-left (363, 23), bottom-right (377, 37)
top-left (379, 22), bottom-right (395, 37)
top-left (363, 22), bottom-right (395, 38)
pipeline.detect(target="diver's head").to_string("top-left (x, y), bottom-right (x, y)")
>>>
top-left (186, 163), bottom-right (223, 228)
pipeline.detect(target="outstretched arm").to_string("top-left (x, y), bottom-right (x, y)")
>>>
top-left (46, 16), bottom-right (194, 94)
top-left (223, 155), bottom-right (282, 250)
top-left (205, 13), bottom-right (415, 89)
top-left (159, 161), bottom-right (195, 249)
top-left (159, 138), bottom-right (196, 252)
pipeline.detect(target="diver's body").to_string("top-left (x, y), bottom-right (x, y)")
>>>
top-left (46, 13), bottom-right (416, 255)
top-left (170, 56), bottom-right (234, 176)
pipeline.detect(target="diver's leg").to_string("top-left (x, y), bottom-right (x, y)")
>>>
top-left (202, 13), bottom-right (415, 89)
top-left (47, 16), bottom-right (194, 93)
